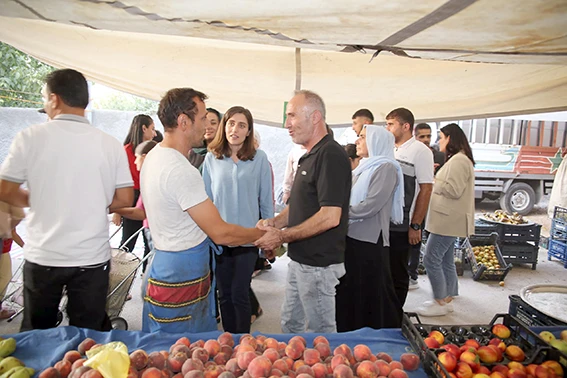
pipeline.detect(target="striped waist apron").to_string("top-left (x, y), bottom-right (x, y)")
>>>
top-left (142, 238), bottom-right (219, 333)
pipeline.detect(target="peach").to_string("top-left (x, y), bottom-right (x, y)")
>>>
top-left (238, 351), bottom-right (258, 370)
top-left (506, 369), bottom-right (527, 378)
top-left (285, 342), bottom-right (305, 360)
top-left (71, 359), bottom-right (85, 371)
top-left (333, 344), bottom-right (353, 360)
top-left (169, 352), bottom-right (189, 373)
top-left (534, 365), bottom-right (553, 378)
top-left (126, 365), bottom-right (137, 378)
top-left (525, 364), bottom-right (538, 376)
top-left (439, 351), bottom-right (458, 373)
top-left (491, 365), bottom-right (509, 375)
top-left (489, 372), bottom-right (506, 378)
top-left (278, 342), bottom-right (287, 350)
top-left (224, 359), bottom-right (243, 377)
top-left (388, 369), bottom-right (408, 378)
top-left (374, 360), bottom-right (390, 377)
top-left (217, 333), bottom-right (234, 347)
top-left (81, 370), bottom-right (103, 378)
top-left (131, 349), bottom-right (150, 370)
top-left (77, 338), bottom-right (97, 355)
top-left (314, 343), bottom-right (331, 359)
top-left (504, 345), bottom-right (525, 362)
top-left (424, 337), bottom-right (441, 349)
top-left (487, 345), bottom-right (503, 362)
top-left (289, 336), bottom-right (306, 347)
top-left (235, 345), bottom-right (255, 357)
top-left (293, 360), bottom-right (306, 371)
top-left (333, 364), bottom-right (354, 378)
top-left (240, 336), bottom-right (257, 350)
top-left (311, 363), bottom-right (327, 378)
top-left (182, 359), bottom-right (205, 375)
top-left (272, 359), bottom-right (289, 374)
top-left (356, 360), bottom-right (378, 378)
top-left (282, 357), bottom-right (294, 370)
top-left (471, 375), bottom-right (490, 378)
top-left (185, 371), bottom-right (205, 378)
top-left (477, 346), bottom-right (499, 364)
top-left (263, 348), bottom-right (281, 363)
top-left (39, 367), bottom-right (61, 378)
top-left (331, 354), bottom-right (351, 370)
top-left (296, 375), bottom-right (312, 378)
top-left (352, 345), bottom-right (373, 362)
top-left (429, 330), bottom-right (445, 345)
top-left (303, 348), bottom-right (321, 366)
top-left (507, 362), bottom-right (525, 372)
top-left (54, 359), bottom-right (72, 378)
top-left (477, 366), bottom-right (491, 375)
top-left (296, 366), bottom-right (315, 377)
top-left (400, 353), bottom-right (420, 371)
top-left (460, 346), bottom-right (477, 355)
top-left (442, 344), bottom-right (462, 359)
top-left (268, 369), bottom-right (283, 378)
top-left (455, 362), bottom-right (473, 378)
top-left (491, 324), bottom-right (511, 339)
top-left (464, 339), bottom-right (481, 350)
top-left (313, 336), bottom-right (329, 346)
top-left (193, 348), bottom-right (210, 364)
top-left (171, 344), bottom-right (192, 357)
top-left (214, 354), bottom-right (228, 366)
top-left (263, 338), bottom-right (278, 350)
top-left (375, 353), bottom-right (392, 363)
top-left (541, 360), bottom-right (563, 377)
top-left (488, 338), bottom-right (506, 353)
top-left (204, 340), bottom-right (221, 358)
top-left (204, 365), bottom-right (225, 378)
top-left (192, 340), bottom-right (206, 349)
top-left (69, 366), bottom-right (92, 378)
top-left (221, 345), bottom-right (233, 357)
top-left (459, 351), bottom-right (480, 371)
top-left (175, 337), bottom-right (191, 347)
top-left (287, 371), bottom-right (296, 378)
top-left (147, 351), bottom-right (167, 370)
top-left (247, 356), bottom-right (272, 378)
top-left (389, 361), bottom-right (403, 371)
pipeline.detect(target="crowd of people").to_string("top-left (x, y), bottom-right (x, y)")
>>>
top-left (0, 67), bottom-right (482, 335)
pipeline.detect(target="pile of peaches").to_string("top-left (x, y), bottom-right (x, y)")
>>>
top-left (422, 324), bottom-right (564, 377)
top-left (38, 332), bottom-right (423, 378)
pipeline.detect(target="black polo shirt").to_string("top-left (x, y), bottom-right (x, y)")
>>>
top-left (287, 135), bottom-right (352, 267)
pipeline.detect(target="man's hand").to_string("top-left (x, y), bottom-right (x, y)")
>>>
top-left (112, 213), bottom-right (122, 226)
top-left (409, 228), bottom-right (422, 245)
top-left (262, 249), bottom-right (277, 260)
top-left (282, 192), bottom-right (290, 205)
top-left (255, 227), bottom-right (283, 251)
top-left (256, 218), bottom-right (275, 230)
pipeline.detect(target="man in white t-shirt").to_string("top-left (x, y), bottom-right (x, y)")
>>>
top-left (386, 108), bottom-right (434, 312)
top-left (140, 88), bottom-right (266, 333)
top-left (0, 69), bottom-right (134, 331)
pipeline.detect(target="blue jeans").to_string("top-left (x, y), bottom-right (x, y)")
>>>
top-left (281, 260), bottom-right (345, 333)
top-left (423, 233), bottom-right (459, 300)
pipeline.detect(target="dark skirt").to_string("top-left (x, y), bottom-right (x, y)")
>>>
top-left (336, 235), bottom-right (402, 331)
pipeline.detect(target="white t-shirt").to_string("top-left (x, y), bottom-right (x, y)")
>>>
top-left (140, 145), bottom-right (208, 251)
top-left (0, 115), bottom-right (133, 267)
top-left (394, 137), bottom-right (434, 224)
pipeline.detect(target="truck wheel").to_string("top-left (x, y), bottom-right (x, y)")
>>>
top-left (500, 182), bottom-right (535, 215)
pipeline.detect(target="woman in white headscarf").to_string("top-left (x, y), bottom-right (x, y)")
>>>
top-left (336, 125), bottom-right (405, 331)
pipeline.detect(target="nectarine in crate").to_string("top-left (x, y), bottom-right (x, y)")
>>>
top-left (401, 313), bottom-right (563, 378)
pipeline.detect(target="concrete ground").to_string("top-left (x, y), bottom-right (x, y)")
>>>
top-left (1, 199), bottom-right (565, 336)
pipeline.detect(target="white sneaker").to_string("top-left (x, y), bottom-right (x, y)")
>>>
top-left (416, 301), bottom-right (449, 317)
top-left (408, 279), bottom-right (419, 290)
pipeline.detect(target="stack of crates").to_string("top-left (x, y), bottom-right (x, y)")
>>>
top-left (548, 206), bottom-right (567, 268)
top-left (474, 218), bottom-right (542, 270)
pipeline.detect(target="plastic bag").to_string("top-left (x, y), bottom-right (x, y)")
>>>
top-left (84, 341), bottom-right (129, 378)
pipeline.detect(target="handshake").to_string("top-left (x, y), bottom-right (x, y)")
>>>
top-left (254, 219), bottom-right (284, 259)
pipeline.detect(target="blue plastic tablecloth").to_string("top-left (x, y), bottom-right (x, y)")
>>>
top-left (2, 327), bottom-right (428, 377)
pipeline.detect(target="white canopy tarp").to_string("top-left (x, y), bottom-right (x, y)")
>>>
top-left (1, 0), bottom-right (566, 125)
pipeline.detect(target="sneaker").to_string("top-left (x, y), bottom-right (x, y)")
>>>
top-left (408, 279), bottom-right (419, 290)
top-left (445, 301), bottom-right (454, 313)
top-left (416, 301), bottom-right (449, 317)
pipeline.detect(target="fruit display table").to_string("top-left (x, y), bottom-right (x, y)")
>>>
top-left (1, 326), bottom-right (429, 377)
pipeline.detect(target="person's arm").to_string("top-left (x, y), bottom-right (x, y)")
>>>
top-left (349, 165), bottom-right (398, 220)
top-left (434, 155), bottom-right (471, 200)
top-left (114, 206), bottom-right (146, 221)
top-left (282, 150), bottom-right (295, 203)
top-left (259, 155), bottom-right (275, 219)
top-left (409, 146), bottom-right (434, 245)
top-left (188, 199), bottom-right (265, 246)
top-left (108, 187), bottom-right (134, 213)
top-left (11, 229), bottom-right (24, 248)
top-left (0, 181), bottom-right (29, 208)
top-left (410, 183), bottom-right (432, 225)
top-left (258, 205), bottom-right (290, 230)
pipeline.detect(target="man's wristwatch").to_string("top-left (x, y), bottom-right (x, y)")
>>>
top-left (410, 223), bottom-right (422, 231)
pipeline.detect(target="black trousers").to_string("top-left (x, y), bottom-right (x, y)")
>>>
top-left (120, 189), bottom-right (150, 263)
top-left (336, 236), bottom-right (402, 331)
top-left (215, 246), bottom-right (258, 333)
top-left (408, 243), bottom-right (421, 281)
top-left (21, 260), bottom-right (111, 332)
top-left (389, 230), bottom-right (411, 307)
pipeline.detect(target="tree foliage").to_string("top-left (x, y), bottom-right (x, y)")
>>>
top-left (0, 42), bottom-right (54, 108)
top-left (90, 84), bottom-right (158, 113)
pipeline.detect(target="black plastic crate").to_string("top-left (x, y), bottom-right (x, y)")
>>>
top-left (553, 206), bottom-right (567, 222)
top-left (464, 233), bottom-right (512, 281)
top-left (500, 223), bottom-right (542, 244)
top-left (509, 295), bottom-right (567, 327)
top-left (547, 239), bottom-right (567, 268)
top-left (474, 219), bottom-right (499, 235)
top-left (402, 313), bottom-right (559, 378)
top-left (500, 242), bottom-right (539, 270)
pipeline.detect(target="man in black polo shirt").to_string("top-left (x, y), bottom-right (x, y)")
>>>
top-left (255, 90), bottom-right (351, 333)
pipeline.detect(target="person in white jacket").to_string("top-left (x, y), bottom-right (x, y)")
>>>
top-left (548, 153), bottom-right (567, 218)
